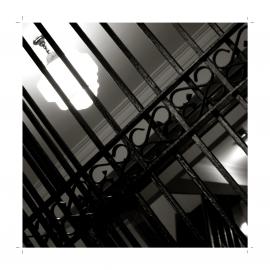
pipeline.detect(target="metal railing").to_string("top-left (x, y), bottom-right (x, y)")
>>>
top-left (23, 23), bottom-right (247, 247)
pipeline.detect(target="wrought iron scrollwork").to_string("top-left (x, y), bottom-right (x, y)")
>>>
top-left (87, 143), bottom-right (131, 191)
top-left (212, 25), bottom-right (247, 84)
top-left (192, 66), bottom-right (214, 118)
top-left (129, 106), bottom-right (175, 163)
top-left (49, 200), bottom-right (75, 239)
top-left (48, 199), bottom-right (97, 243)
top-left (170, 66), bottom-right (215, 124)
top-left (25, 218), bottom-right (50, 243)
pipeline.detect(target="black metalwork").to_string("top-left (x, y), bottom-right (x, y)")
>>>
top-left (23, 23), bottom-right (247, 247)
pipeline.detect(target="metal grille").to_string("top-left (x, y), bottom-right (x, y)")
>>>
top-left (23, 23), bottom-right (247, 247)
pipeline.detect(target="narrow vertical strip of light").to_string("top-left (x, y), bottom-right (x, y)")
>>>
top-left (34, 35), bottom-right (99, 110)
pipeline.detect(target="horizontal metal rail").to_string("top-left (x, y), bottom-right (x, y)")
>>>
top-left (30, 24), bottom-right (207, 243)
top-left (100, 23), bottom-right (247, 203)
top-left (137, 23), bottom-right (247, 155)
top-left (23, 22), bottom-right (247, 247)
top-left (25, 77), bottom-right (246, 220)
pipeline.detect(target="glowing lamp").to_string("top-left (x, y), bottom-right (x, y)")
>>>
top-left (34, 35), bottom-right (99, 110)
top-left (240, 221), bottom-right (248, 236)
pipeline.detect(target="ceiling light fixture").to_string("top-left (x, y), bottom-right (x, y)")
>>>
top-left (33, 35), bottom-right (99, 110)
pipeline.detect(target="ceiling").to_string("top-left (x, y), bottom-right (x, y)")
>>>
top-left (22, 23), bottom-right (248, 197)
top-left (23, 23), bottom-right (217, 151)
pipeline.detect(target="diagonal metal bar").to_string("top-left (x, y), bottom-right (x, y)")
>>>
top-left (23, 100), bottom-right (75, 177)
top-left (23, 22), bottom-right (247, 247)
top-left (23, 87), bottom-right (104, 201)
top-left (125, 80), bottom-right (247, 190)
top-left (70, 26), bottom-right (244, 241)
top-left (23, 42), bottom-right (175, 245)
top-left (70, 23), bottom-right (144, 112)
top-left (137, 23), bottom-right (247, 154)
top-left (23, 87), bottom-right (85, 173)
top-left (208, 23), bottom-right (247, 61)
top-left (23, 124), bottom-right (107, 246)
top-left (100, 23), bottom-right (247, 203)
top-left (27, 76), bottom-right (246, 219)
top-left (172, 23), bottom-right (247, 109)
top-left (23, 231), bottom-right (34, 247)
top-left (23, 211), bottom-right (48, 247)
top-left (23, 37), bottom-right (120, 171)
top-left (23, 124), bottom-right (85, 211)
top-left (24, 86), bottom-right (162, 246)
top-left (23, 180), bottom-right (68, 247)
top-left (32, 22), bottom-right (242, 172)
top-left (35, 23), bottom-right (121, 134)
top-left (115, 219), bottom-right (141, 247)
top-left (26, 76), bottom-right (245, 223)
top-left (174, 154), bottom-right (247, 246)
top-left (33, 23), bottom-right (205, 243)
top-left (23, 142), bottom-right (96, 246)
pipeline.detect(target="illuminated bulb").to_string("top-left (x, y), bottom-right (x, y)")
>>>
top-left (240, 222), bottom-right (248, 236)
top-left (37, 50), bottom-right (99, 110)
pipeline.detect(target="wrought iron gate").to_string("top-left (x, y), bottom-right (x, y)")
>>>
top-left (23, 23), bottom-right (247, 247)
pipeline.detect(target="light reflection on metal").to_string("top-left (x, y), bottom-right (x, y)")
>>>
top-left (240, 222), bottom-right (248, 236)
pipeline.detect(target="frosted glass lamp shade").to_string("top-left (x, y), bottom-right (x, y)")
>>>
top-left (37, 51), bottom-right (99, 110)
